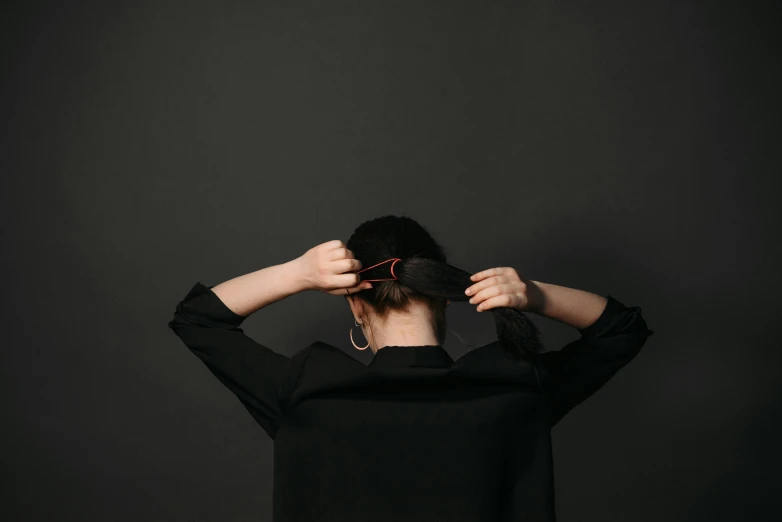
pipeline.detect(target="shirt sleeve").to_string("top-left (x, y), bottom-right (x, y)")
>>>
top-left (167, 281), bottom-right (292, 440)
top-left (536, 294), bottom-right (654, 428)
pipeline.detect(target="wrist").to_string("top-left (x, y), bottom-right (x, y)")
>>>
top-left (525, 280), bottom-right (548, 314)
top-left (282, 258), bottom-right (311, 293)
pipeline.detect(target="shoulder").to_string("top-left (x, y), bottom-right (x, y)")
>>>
top-left (452, 341), bottom-right (543, 391)
top-left (453, 341), bottom-right (524, 367)
top-left (280, 342), bottom-right (369, 405)
top-left (286, 341), bottom-right (367, 376)
top-left (281, 342), bottom-right (362, 404)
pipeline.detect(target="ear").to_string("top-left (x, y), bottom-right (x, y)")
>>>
top-left (345, 295), bottom-right (362, 318)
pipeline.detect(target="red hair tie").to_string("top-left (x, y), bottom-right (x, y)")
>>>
top-left (356, 257), bottom-right (401, 282)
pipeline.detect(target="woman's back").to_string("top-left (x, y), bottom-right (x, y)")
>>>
top-left (273, 342), bottom-right (552, 521)
top-left (168, 281), bottom-right (652, 521)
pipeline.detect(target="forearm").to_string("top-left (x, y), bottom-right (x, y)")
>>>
top-left (210, 259), bottom-right (306, 317)
top-left (526, 280), bottom-right (608, 330)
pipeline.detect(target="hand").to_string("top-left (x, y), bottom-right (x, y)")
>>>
top-left (464, 267), bottom-right (538, 312)
top-left (294, 239), bottom-right (374, 295)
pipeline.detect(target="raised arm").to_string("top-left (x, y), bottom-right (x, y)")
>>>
top-left (527, 281), bottom-right (654, 428)
top-left (208, 260), bottom-right (309, 317)
top-left (167, 260), bottom-right (307, 439)
top-left (167, 242), bottom-right (373, 439)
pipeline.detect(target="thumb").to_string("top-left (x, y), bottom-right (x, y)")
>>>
top-left (328, 281), bottom-right (373, 296)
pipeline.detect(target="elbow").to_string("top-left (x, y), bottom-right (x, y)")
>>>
top-left (619, 305), bottom-right (653, 337)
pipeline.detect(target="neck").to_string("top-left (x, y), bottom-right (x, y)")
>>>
top-left (367, 309), bottom-right (440, 352)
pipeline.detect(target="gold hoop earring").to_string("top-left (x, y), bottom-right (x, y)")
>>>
top-left (350, 317), bottom-right (371, 351)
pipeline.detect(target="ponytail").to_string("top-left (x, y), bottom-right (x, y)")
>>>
top-left (392, 257), bottom-right (543, 361)
top-left (346, 214), bottom-right (543, 361)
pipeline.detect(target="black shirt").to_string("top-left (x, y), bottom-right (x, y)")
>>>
top-left (168, 282), bottom-right (654, 521)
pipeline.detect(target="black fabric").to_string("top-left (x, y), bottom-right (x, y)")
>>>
top-left (168, 282), bottom-right (654, 522)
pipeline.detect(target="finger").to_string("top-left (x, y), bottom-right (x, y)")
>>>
top-left (465, 275), bottom-right (507, 296)
top-left (469, 267), bottom-right (511, 282)
top-left (328, 247), bottom-right (357, 262)
top-left (326, 282), bottom-right (373, 295)
top-left (475, 293), bottom-right (515, 312)
top-left (351, 281), bottom-right (373, 292)
top-left (330, 258), bottom-right (362, 274)
top-left (323, 239), bottom-right (346, 251)
top-left (329, 272), bottom-right (363, 289)
top-left (469, 283), bottom-right (514, 306)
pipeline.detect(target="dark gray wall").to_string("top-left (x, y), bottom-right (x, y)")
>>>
top-left (2, 1), bottom-right (779, 520)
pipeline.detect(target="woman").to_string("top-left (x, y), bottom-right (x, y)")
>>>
top-left (168, 214), bottom-right (653, 522)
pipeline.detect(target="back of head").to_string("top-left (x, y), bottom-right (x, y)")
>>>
top-left (346, 214), bottom-right (543, 361)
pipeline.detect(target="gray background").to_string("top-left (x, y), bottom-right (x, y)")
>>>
top-left (2, 0), bottom-right (779, 520)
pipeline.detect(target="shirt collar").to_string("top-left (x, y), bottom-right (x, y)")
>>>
top-left (368, 344), bottom-right (453, 369)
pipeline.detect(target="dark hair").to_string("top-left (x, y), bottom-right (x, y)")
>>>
top-left (346, 214), bottom-right (543, 361)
